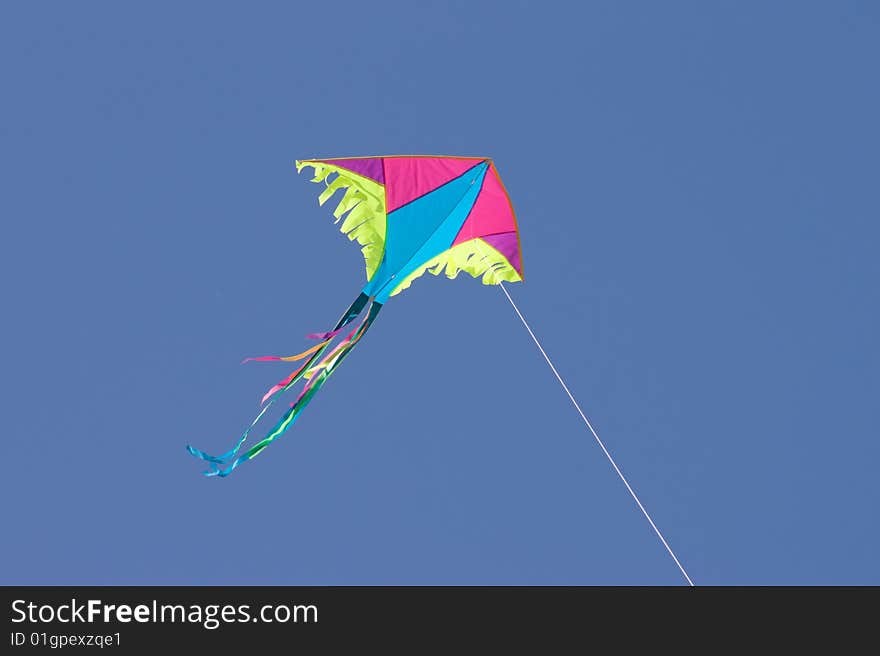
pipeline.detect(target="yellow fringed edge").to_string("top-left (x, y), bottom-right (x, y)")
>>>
top-left (296, 160), bottom-right (387, 282)
top-left (389, 237), bottom-right (522, 297)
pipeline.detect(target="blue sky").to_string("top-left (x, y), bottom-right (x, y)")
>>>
top-left (2, 2), bottom-right (878, 585)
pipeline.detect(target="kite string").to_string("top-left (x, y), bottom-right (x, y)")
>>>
top-left (498, 282), bottom-right (695, 587)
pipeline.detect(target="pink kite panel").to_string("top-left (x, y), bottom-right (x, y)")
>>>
top-left (385, 157), bottom-right (483, 212)
top-left (452, 164), bottom-right (518, 244)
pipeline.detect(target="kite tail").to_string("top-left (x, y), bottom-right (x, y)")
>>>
top-left (201, 300), bottom-right (382, 477)
top-left (186, 294), bottom-right (380, 476)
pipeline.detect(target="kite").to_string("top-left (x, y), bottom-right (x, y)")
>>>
top-left (187, 156), bottom-right (524, 476)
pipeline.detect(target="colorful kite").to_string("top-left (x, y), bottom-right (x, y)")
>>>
top-left (187, 156), bottom-right (524, 476)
